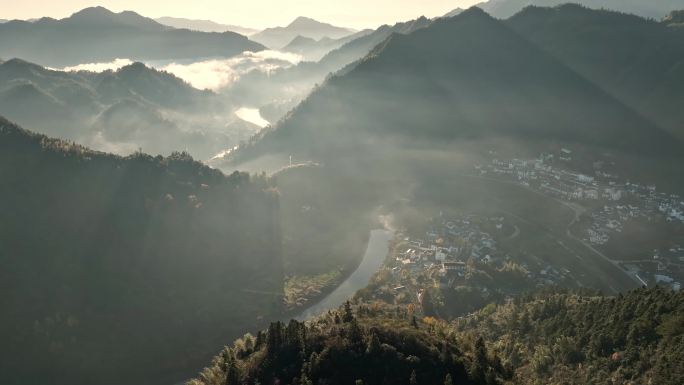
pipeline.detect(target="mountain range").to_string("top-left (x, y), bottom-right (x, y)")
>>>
top-left (155, 16), bottom-right (259, 35)
top-left (0, 7), bottom-right (264, 67)
top-left (220, 17), bottom-right (432, 128)
top-left (251, 16), bottom-right (356, 49)
top-left (479, 0), bottom-right (682, 19)
top-left (282, 30), bottom-right (373, 62)
top-left (0, 58), bottom-right (259, 158)
top-left (229, 7), bottom-right (683, 177)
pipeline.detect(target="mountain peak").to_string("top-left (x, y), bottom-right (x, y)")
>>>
top-left (457, 6), bottom-right (492, 19)
top-left (65, 6), bottom-right (164, 30)
top-left (288, 16), bottom-right (325, 28)
top-left (69, 6), bottom-right (116, 19)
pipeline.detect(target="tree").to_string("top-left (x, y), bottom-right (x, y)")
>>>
top-left (421, 289), bottom-right (436, 316)
top-left (266, 321), bottom-right (283, 358)
top-left (366, 331), bottom-right (381, 355)
top-left (343, 301), bottom-right (355, 323)
top-left (471, 337), bottom-right (487, 382)
top-left (409, 370), bottom-right (417, 385)
top-left (444, 374), bottom-right (453, 385)
top-left (225, 358), bottom-right (240, 385)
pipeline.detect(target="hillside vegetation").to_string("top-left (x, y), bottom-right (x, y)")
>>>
top-left (0, 118), bottom-right (283, 385)
top-left (189, 287), bottom-right (683, 385)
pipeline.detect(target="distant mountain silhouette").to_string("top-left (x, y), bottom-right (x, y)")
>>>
top-left (218, 17), bottom-right (431, 131)
top-left (479, 0), bottom-right (681, 19)
top-left (155, 16), bottom-right (258, 35)
top-left (251, 16), bottom-right (356, 49)
top-left (0, 7), bottom-right (264, 67)
top-left (507, 4), bottom-right (684, 141)
top-left (443, 8), bottom-right (465, 17)
top-left (282, 30), bottom-right (372, 61)
top-left (231, 7), bottom-right (682, 168)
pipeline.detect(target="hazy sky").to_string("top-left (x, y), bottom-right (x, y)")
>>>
top-left (0, 0), bottom-right (482, 29)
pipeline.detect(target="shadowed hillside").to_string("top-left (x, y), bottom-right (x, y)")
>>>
top-left (0, 118), bottom-right (283, 385)
top-left (507, 4), bottom-right (684, 141)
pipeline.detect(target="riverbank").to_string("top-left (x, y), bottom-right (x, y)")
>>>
top-left (295, 229), bottom-right (394, 320)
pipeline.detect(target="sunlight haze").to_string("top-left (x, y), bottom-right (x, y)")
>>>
top-left (0, 0), bottom-right (481, 29)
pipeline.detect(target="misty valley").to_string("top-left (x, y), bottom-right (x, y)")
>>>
top-left (1, 2), bottom-right (683, 385)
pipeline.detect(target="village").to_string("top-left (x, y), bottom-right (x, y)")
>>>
top-left (361, 212), bottom-right (588, 317)
top-left (473, 147), bottom-right (684, 292)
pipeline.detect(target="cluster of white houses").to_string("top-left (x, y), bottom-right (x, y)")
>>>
top-left (477, 150), bottom-right (684, 247)
top-left (394, 215), bottom-right (504, 281)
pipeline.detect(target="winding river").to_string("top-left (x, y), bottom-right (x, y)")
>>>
top-left (295, 229), bottom-right (394, 320)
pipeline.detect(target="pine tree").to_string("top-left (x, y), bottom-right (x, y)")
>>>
top-left (343, 300), bottom-right (355, 323)
top-left (409, 370), bottom-right (417, 385)
top-left (366, 331), bottom-right (381, 355)
top-left (444, 373), bottom-right (453, 385)
top-left (255, 330), bottom-right (265, 350)
top-left (300, 361), bottom-right (313, 385)
top-left (471, 337), bottom-right (487, 383)
top-left (225, 357), bottom-right (240, 385)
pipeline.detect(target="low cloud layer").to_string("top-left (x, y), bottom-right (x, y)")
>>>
top-left (61, 58), bottom-right (134, 72)
top-left (161, 50), bottom-right (302, 91)
top-left (56, 50), bottom-right (302, 91)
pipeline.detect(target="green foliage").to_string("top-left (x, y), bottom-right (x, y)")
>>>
top-left (454, 287), bottom-right (684, 384)
top-left (191, 288), bottom-right (682, 385)
top-left (189, 303), bottom-right (503, 385)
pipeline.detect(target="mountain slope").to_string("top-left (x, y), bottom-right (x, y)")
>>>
top-left (0, 7), bottom-right (264, 67)
top-left (0, 58), bottom-right (253, 158)
top-left (188, 287), bottom-right (683, 385)
top-left (506, 4), bottom-right (684, 141)
top-left (155, 16), bottom-right (258, 35)
top-left (454, 286), bottom-right (684, 385)
top-left (222, 17), bottom-right (431, 124)
top-left (480, 0), bottom-right (681, 19)
top-left (232, 8), bottom-right (681, 168)
top-left (252, 16), bottom-right (355, 49)
top-left (282, 30), bottom-right (372, 62)
top-left (0, 117), bottom-right (283, 385)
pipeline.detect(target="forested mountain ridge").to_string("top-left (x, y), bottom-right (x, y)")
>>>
top-left (188, 287), bottom-right (683, 385)
top-left (507, 4), bottom-right (684, 141)
top-left (0, 117), bottom-right (283, 385)
top-left (0, 6), bottom-right (264, 67)
top-left (229, 7), bottom-right (683, 169)
top-left (454, 286), bottom-right (684, 384)
top-left (222, 17), bottom-right (431, 120)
